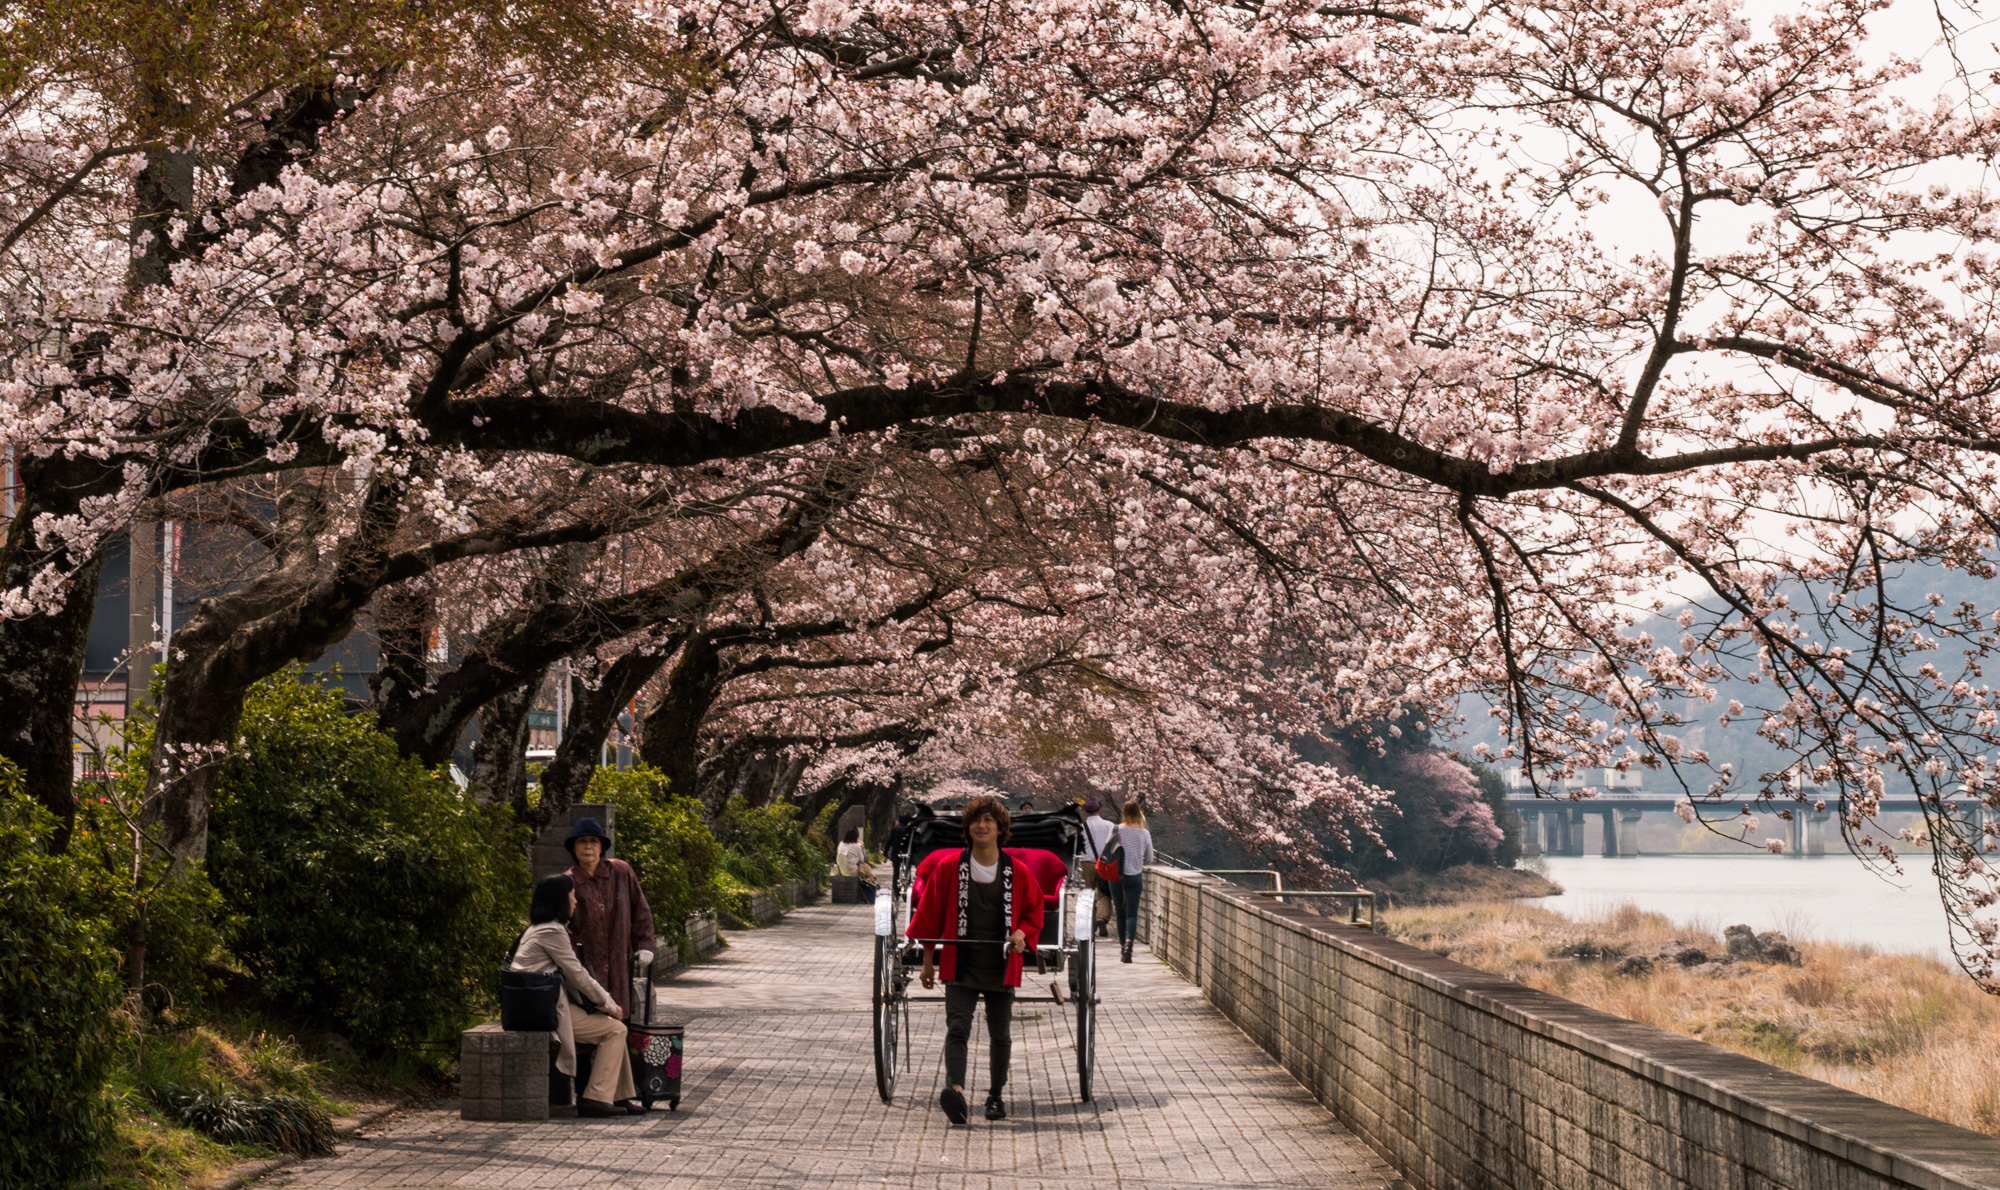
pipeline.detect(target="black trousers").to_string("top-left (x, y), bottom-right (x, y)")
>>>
top-left (943, 983), bottom-right (1014, 1093)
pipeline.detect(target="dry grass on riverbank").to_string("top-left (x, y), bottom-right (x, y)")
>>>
top-left (1384, 901), bottom-right (2000, 1136)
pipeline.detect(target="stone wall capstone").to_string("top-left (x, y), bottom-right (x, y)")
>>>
top-left (1138, 867), bottom-right (2000, 1190)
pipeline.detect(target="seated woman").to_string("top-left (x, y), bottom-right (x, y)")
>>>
top-left (904, 796), bottom-right (1044, 1125)
top-left (834, 827), bottom-right (879, 900)
top-left (511, 875), bottom-right (643, 1117)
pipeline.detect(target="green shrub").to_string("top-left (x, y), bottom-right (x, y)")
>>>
top-left (585, 766), bottom-right (720, 946)
top-left (208, 671), bottom-right (527, 1057)
top-left (69, 695), bottom-right (231, 1015)
top-left (803, 802), bottom-right (838, 862)
top-left (714, 796), bottom-right (820, 888)
top-left (73, 797), bottom-right (229, 1014)
top-left (0, 769), bottom-right (126, 1188)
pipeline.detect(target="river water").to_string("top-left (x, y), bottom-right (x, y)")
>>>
top-left (1525, 854), bottom-right (1958, 962)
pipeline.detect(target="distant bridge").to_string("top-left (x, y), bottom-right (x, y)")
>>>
top-left (1493, 764), bottom-right (1978, 856)
top-left (1501, 789), bottom-right (1955, 857)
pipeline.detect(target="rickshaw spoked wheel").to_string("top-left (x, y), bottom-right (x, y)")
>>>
top-left (1073, 933), bottom-right (1096, 1101)
top-left (873, 932), bottom-right (900, 1103)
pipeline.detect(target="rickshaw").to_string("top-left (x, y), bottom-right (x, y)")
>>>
top-left (870, 804), bottom-right (1100, 1103)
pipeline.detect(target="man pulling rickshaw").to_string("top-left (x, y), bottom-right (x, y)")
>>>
top-left (871, 796), bottom-right (1100, 1119)
top-left (904, 796), bottom-right (1044, 1122)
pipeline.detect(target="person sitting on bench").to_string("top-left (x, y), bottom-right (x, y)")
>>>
top-left (835, 827), bottom-right (879, 900)
top-left (511, 875), bottom-right (642, 1117)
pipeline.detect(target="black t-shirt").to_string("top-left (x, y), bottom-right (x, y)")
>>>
top-left (953, 871), bottom-right (1009, 991)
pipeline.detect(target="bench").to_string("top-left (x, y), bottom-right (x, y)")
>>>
top-left (460, 1023), bottom-right (552, 1121)
top-left (830, 874), bottom-right (863, 903)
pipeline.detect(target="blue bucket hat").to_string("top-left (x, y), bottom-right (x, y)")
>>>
top-left (564, 817), bottom-right (612, 855)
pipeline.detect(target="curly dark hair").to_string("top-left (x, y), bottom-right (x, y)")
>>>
top-left (960, 795), bottom-right (1012, 845)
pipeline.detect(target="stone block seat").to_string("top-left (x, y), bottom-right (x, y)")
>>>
top-left (830, 874), bottom-right (862, 903)
top-left (460, 1023), bottom-right (552, 1121)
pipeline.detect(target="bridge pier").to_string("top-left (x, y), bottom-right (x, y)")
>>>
top-left (1565, 807), bottom-right (1586, 856)
top-left (1517, 808), bottom-right (1542, 857)
top-left (1806, 810), bottom-right (1830, 857)
top-left (1618, 809), bottom-right (1642, 856)
top-left (1786, 812), bottom-right (1804, 856)
top-left (1599, 808), bottom-right (1618, 857)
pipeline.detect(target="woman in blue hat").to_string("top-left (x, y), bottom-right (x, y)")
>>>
top-left (563, 818), bottom-right (656, 1032)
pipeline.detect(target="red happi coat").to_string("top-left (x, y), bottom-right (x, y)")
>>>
top-left (565, 857), bottom-right (655, 1017)
top-left (905, 849), bottom-right (1045, 987)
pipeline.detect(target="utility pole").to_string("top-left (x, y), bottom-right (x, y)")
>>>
top-left (126, 522), bottom-right (156, 723)
top-left (160, 521), bottom-right (178, 643)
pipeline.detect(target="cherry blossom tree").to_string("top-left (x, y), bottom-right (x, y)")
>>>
top-left (16, 0), bottom-right (2000, 979)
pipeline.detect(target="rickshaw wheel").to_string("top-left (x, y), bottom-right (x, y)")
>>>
top-left (1073, 933), bottom-right (1096, 1101)
top-left (873, 932), bottom-right (900, 1103)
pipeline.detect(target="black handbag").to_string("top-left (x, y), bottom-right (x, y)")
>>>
top-left (499, 930), bottom-right (564, 1033)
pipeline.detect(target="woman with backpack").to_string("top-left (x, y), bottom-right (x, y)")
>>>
top-left (1109, 800), bottom-right (1155, 963)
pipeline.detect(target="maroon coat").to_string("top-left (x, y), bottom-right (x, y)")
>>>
top-left (565, 857), bottom-right (655, 1018)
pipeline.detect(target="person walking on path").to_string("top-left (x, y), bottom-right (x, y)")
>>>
top-left (905, 796), bottom-right (1045, 1125)
top-left (1110, 800), bottom-right (1155, 964)
top-left (835, 826), bottom-right (878, 900)
top-left (510, 876), bottom-right (642, 1117)
top-left (564, 818), bottom-right (656, 1022)
top-left (1080, 798), bottom-right (1116, 939)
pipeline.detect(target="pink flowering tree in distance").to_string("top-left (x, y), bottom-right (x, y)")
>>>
top-left (13, 0), bottom-right (2000, 976)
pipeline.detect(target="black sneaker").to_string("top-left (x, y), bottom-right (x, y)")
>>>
top-left (984, 1094), bottom-right (1007, 1121)
top-left (940, 1087), bottom-right (969, 1125)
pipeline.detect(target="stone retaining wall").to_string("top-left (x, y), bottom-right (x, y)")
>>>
top-left (749, 875), bottom-right (822, 924)
top-left (1139, 867), bottom-right (2000, 1190)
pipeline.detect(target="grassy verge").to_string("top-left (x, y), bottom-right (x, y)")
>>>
top-left (1384, 900), bottom-right (2000, 1136)
top-left (99, 1012), bottom-right (436, 1190)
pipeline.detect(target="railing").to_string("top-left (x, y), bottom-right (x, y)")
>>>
top-left (1154, 854), bottom-right (1379, 925)
top-left (1255, 889), bottom-right (1377, 928)
top-left (1194, 868), bottom-right (1285, 893)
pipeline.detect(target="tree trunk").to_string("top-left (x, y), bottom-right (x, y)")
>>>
top-left (534, 651), bottom-right (669, 828)
top-left (0, 492), bottom-right (105, 848)
top-left (470, 677), bottom-right (542, 809)
top-left (866, 780), bottom-right (901, 849)
top-left (637, 631), bottom-right (724, 805)
top-left (370, 582), bottom-right (436, 728)
top-left (381, 471), bottom-right (863, 766)
top-left (796, 776), bottom-right (849, 829)
top-left (737, 751), bottom-right (782, 809)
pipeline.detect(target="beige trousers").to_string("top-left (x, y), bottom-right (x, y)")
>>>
top-left (570, 1011), bottom-right (638, 1104)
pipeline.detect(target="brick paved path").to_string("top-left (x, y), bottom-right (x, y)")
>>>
top-left (270, 902), bottom-right (1405, 1189)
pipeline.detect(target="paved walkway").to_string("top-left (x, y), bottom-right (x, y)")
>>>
top-left (270, 902), bottom-right (1405, 1189)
